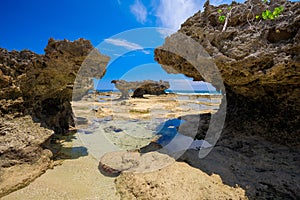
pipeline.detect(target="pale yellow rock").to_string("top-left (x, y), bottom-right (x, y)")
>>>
top-left (116, 162), bottom-right (248, 200)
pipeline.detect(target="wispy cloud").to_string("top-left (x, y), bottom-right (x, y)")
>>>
top-left (130, 0), bottom-right (148, 24)
top-left (104, 38), bottom-right (150, 54)
top-left (210, 0), bottom-right (226, 6)
top-left (154, 0), bottom-right (202, 31)
top-left (167, 79), bottom-right (216, 91)
top-left (105, 38), bottom-right (143, 50)
top-left (156, 28), bottom-right (174, 38)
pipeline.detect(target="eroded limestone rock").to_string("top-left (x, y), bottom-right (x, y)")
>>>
top-left (154, 0), bottom-right (300, 144)
top-left (0, 38), bottom-right (109, 197)
top-left (111, 80), bottom-right (170, 99)
top-left (115, 161), bottom-right (248, 200)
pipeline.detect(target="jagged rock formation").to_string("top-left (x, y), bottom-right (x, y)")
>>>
top-left (0, 38), bottom-right (108, 133)
top-left (154, 0), bottom-right (300, 144)
top-left (111, 80), bottom-right (170, 98)
top-left (0, 38), bottom-right (108, 197)
top-left (152, 0), bottom-right (300, 199)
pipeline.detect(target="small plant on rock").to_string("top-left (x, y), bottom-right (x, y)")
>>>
top-left (218, 15), bottom-right (226, 23)
top-left (261, 5), bottom-right (284, 20)
top-left (217, 6), bottom-right (233, 31)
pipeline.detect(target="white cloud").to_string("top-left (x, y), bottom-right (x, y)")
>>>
top-left (104, 38), bottom-right (150, 54)
top-left (167, 79), bottom-right (216, 91)
top-left (154, 0), bottom-right (202, 31)
top-left (130, 0), bottom-right (148, 24)
top-left (210, 0), bottom-right (226, 6)
top-left (105, 38), bottom-right (143, 50)
top-left (156, 28), bottom-right (174, 38)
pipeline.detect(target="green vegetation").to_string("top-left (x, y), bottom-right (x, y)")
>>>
top-left (218, 15), bottom-right (226, 23)
top-left (217, 7), bottom-right (231, 23)
top-left (261, 6), bottom-right (284, 20)
top-left (217, 1), bottom-right (284, 31)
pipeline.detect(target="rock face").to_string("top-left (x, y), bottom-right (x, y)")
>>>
top-left (0, 38), bottom-right (108, 197)
top-left (0, 116), bottom-right (53, 197)
top-left (0, 38), bottom-right (108, 133)
top-left (111, 80), bottom-right (170, 98)
top-left (152, 0), bottom-right (300, 199)
top-left (154, 0), bottom-right (300, 144)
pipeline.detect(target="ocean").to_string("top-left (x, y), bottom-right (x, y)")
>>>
top-left (95, 89), bottom-right (221, 95)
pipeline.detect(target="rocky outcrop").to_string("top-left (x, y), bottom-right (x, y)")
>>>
top-left (154, 0), bottom-right (300, 144)
top-left (0, 38), bottom-right (109, 197)
top-left (115, 161), bottom-right (247, 200)
top-left (152, 0), bottom-right (300, 199)
top-left (111, 80), bottom-right (170, 98)
top-left (0, 38), bottom-right (108, 133)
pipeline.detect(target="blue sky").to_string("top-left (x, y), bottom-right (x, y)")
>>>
top-left (94, 28), bottom-right (217, 91)
top-left (0, 0), bottom-right (240, 53)
top-left (1, 0), bottom-right (245, 91)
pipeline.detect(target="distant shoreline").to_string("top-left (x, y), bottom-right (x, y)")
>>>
top-left (94, 89), bottom-right (222, 96)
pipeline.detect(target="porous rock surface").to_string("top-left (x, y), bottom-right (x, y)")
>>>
top-left (154, 0), bottom-right (300, 144)
top-left (0, 116), bottom-right (53, 197)
top-left (152, 0), bottom-right (300, 199)
top-left (115, 161), bottom-right (248, 200)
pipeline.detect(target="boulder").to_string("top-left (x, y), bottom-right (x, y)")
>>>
top-left (115, 161), bottom-right (248, 200)
top-left (111, 80), bottom-right (170, 99)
